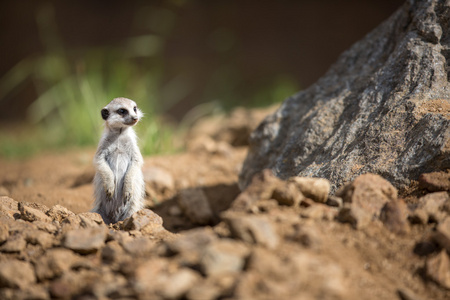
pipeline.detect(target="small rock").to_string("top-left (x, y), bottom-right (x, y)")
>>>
top-left (0, 260), bottom-right (36, 288)
top-left (434, 217), bottom-right (450, 253)
top-left (0, 206), bottom-right (15, 221)
top-left (419, 171), bottom-right (450, 192)
top-left (0, 223), bottom-right (9, 243)
top-left (19, 202), bottom-right (52, 223)
top-left (133, 258), bottom-right (168, 293)
top-left (143, 166), bottom-right (175, 192)
top-left (166, 227), bottom-right (217, 253)
top-left (337, 173), bottom-right (397, 203)
top-left (271, 181), bottom-right (304, 206)
top-left (301, 203), bottom-right (337, 220)
top-left (8, 219), bottom-right (37, 233)
top-left (223, 213), bottom-right (279, 249)
top-left (289, 223), bottom-right (323, 249)
top-left (24, 229), bottom-right (55, 248)
top-left (426, 250), bottom-right (450, 289)
top-left (63, 226), bottom-right (108, 254)
top-left (0, 234), bottom-right (27, 253)
top-left (0, 197), bottom-right (19, 219)
top-left (199, 239), bottom-right (249, 276)
top-left (0, 196), bottom-right (18, 211)
top-left (33, 220), bottom-right (59, 233)
top-left (177, 188), bottom-right (215, 225)
top-left (122, 237), bottom-right (155, 256)
top-left (23, 202), bottom-right (49, 213)
top-left (246, 247), bottom-right (291, 280)
top-left (337, 204), bottom-right (372, 229)
top-left (186, 275), bottom-right (235, 300)
top-left (0, 285), bottom-right (49, 300)
top-left (380, 199), bottom-right (410, 235)
top-left (408, 208), bottom-right (429, 225)
top-left (47, 204), bottom-right (75, 222)
top-left (35, 248), bottom-right (78, 280)
top-left (326, 196), bottom-right (343, 207)
top-left (417, 192), bottom-right (449, 223)
top-left (336, 174), bottom-right (397, 229)
top-left (186, 281), bottom-right (220, 300)
top-left (160, 268), bottom-right (200, 299)
top-left (231, 169), bottom-right (279, 211)
top-left (0, 186), bottom-right (9, 196)
top-left (289, 177), bottom-right (330, 203)
top-left (60, 215), bottom-right (82, 233)
top-left (102, 240), bottom-right (125, 264)
top-left (397, 288), bottom-right (426, 300)
top-left (49, 269), bottom-right (102, 298)
top-left (122, 209), bottom-right (164, 235)
top-left (78, 212), bottom-right (104, 227)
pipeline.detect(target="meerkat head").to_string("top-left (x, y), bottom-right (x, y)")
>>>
top-left (101, 97), bottom-right (143, 130)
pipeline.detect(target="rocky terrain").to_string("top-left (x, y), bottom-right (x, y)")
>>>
top-left (1, 1), bottom-right (450, 298)
top-left (0, 107), bottom-right (449, 300)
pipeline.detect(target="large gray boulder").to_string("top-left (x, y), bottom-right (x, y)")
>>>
top-left (239, 0), bottom-right (450, 193)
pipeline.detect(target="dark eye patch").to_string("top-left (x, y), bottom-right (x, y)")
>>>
top-left (117, 108), bottom-right (128, 115)
top-left (101, 108), bottom-right (110, 120)
top-left (133, 106), bottom-right (137, 113)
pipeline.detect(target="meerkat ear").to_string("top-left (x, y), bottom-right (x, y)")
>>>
top-left (101, 108), bottom-right (110, 120)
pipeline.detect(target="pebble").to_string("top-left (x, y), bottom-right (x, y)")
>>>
top-left (434, 217), bottom-right (450, 253)
top-left (426, 250), bottom-right (450, 289)
top-left (78, 212), bottom-right (104, 227)
top-left (417, 192), bottom-right (449, 223)
top-left (35, 248), bottom-right (79, 280)
top-left (289, 177), bottom-right (330, 203)
top-left (177, 188), bottom-right (215, 225)
top-left (419, 171), bottom-right (450, 192)
top-left (223, 213), bottom-right (279, 249)
top-left (271, 181), bottom-right (304, 206)
top-left (0, 223), bottom-right (9, 243)
top-left (19, 202), bottom-right (52, 223)
top-left (122, 209), bottom-right (164, 235)
top-left (63, 226), bottom-right (108, 254)
top-left (160, 268), bottom-right (200, 299)
top-left (24, 229), bottom-right (55, 248)
top-left (0, 196), bottom-right (19, 211)
top-left (379, 199), bottom-right (410, 235)
top-left (199, 239), bottom-right (249, 276)
top-left (231, 169), bottom-right (279, 211)
top-left (46, 204), bottom-right (76, 222)
top-left (0, 234), bottom-right (27, 253)
top-left (0, 260), bottom-right (36, 288)
top-left (336, 174), bottom-right (397, 229)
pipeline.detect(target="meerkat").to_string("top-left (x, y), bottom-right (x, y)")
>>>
top-left (92, 97), bottom-right (145, 224)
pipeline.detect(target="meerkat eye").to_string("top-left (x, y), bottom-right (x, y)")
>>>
top-left (133, 106), bottom-right (137, 113)
top-left (117, 108), bottom-right (128, 115)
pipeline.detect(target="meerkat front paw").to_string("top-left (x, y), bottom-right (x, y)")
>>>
top-left (104, 182), bottom-right (115, 200)
top-left (123, 184), bottom-right (132, 203)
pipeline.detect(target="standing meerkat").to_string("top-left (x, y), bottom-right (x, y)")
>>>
top-left (92, 97), bottom-right (145, 224)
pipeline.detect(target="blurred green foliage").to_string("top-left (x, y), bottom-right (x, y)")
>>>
top-left (0, 3), bottom-right (299, 158)
top-left (0, 5), bottom-right (177, 158)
